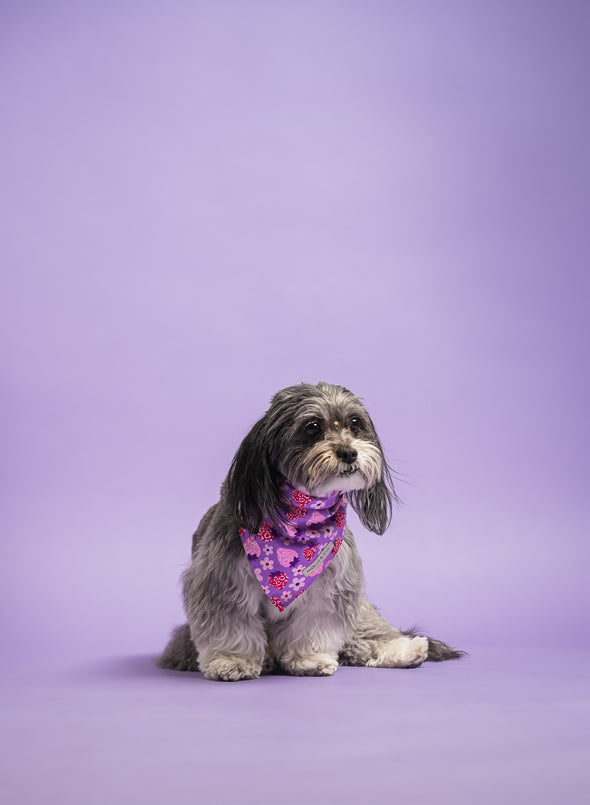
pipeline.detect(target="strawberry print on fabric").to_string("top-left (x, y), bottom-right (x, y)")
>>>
top-left (243, 534), bottom-right (261, 557)
top-left (257, 523), bottom-right (275, 541)
top-left (286, 506), bottom-right (307, 521)
top-left (303, 545), bottom-right (319, 561)
top-left (292, 490), bottom-right (313, 507)
top-left (268, 572), bottom-right (289, 590)
top-left (334, 510), bottom-right (346, 529)
top-left (239, 482), bottom-right (347, 610)
top-left (277, 547), bottom-right (298, 567)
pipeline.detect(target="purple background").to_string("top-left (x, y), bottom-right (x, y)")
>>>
top-left (2, 2), bottom-right (589, 803)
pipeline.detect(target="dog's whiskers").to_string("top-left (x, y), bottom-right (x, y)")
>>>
top-left (305, 451), bottom-right (339, 491)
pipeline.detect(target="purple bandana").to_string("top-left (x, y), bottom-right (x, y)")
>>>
top-left (239, 484), bottom-right (347, 611)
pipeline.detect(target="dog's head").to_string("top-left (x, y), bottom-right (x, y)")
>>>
top-left (226, 382), bottom-right (397, 535)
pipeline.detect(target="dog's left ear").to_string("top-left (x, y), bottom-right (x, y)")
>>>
top-left (348, 430), bottom-right (398, 534)
top-left (225, 416), bottom-right (283, 533)
top-left (349, 478), bottom-right (394, 535)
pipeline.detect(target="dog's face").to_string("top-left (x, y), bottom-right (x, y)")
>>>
top-left (271, 383), bottom-right (384, 497)
top-left (227, 382), bottom-right (397, 536)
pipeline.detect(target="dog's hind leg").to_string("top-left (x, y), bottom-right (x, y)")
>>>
top-left (339, 597), bottom-right (464, 668)
top-left (157, 624), bottom-right (200, 671)
top-left (339, 598), bottom-right (427, 668)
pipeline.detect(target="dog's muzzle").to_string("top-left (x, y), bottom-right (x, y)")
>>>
top-left (336, 447), bottom-right (358, 465)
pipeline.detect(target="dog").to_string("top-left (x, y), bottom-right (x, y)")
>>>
top-left (158, 381), bottom-right (463, 681)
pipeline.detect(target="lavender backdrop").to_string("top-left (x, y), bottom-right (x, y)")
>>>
top-left (2, 2), bottom-right (589, 804)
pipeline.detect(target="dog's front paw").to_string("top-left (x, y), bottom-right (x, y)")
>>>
top-left (368, 635), bottom-right (429, 668)
top-left (282, 652), bottom-right (339, 677)
top-left (203, 655), bottom-right (262, 682)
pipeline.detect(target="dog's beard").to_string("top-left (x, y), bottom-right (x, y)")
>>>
top-left (282, 440), bottom-right (383, 497)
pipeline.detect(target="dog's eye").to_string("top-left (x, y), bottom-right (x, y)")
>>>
top-left (304, 421), bottom-right (322, 437)
top-left (350, 417), bottom-right (363, 433)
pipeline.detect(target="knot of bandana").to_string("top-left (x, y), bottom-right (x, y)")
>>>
top-left (239, 483), bottom-right (347, 611)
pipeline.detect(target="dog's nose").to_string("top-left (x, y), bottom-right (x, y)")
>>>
top-left (337, 447), bottom-right (358, 465)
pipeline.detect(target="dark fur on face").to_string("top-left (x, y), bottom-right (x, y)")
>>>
top-left (226, 382), bottom-right (398, 534)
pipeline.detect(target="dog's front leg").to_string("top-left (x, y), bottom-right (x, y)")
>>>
top-left (270, 615), bottom-right (344, 677)
top-left (268, 588), bottom-right (356, 677)
top-left (183, 555), bottom-right (266, 682)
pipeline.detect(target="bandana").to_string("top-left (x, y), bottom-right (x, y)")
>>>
top-left (239, 484), bottom-right (347, 611)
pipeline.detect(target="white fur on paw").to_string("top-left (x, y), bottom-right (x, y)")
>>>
top-left (282, 653), bottom-right (339, 677)
top-left (368, 635), bottom-right (428, 668)
top-left (204, 656), bottom-right (262, 682)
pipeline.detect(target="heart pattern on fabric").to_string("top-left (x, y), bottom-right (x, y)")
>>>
top-left (239, 483), bottom-right (347, 610)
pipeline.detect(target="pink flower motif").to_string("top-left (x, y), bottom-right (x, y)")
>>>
top-left (259, 557), bottom-right (274, 571)
top-left (289, 576), bottom-right (306, 592)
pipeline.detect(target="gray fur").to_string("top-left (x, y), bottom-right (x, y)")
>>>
top-left (158, 382), bottom-right (464, 680)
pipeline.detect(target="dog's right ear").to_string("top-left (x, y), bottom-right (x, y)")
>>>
top-left (225, 417), bottom-right (282, 533)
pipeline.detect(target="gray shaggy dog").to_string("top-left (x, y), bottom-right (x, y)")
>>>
top-left (158, 382), bottom-right (463, 681)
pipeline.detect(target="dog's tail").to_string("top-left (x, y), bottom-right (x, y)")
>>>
top-left (426, 637), bottom-right (466, 661)
top-left (156, 624), bottom-right (200, 672)
top-left (403, 627), bottom-right (467, 662)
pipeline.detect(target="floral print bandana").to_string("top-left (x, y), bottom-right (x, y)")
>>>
top-left (239, 483), bottom-right (347, 612)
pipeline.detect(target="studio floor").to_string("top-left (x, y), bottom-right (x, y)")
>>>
top-left (2, 646), bottom-right (589, 805)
